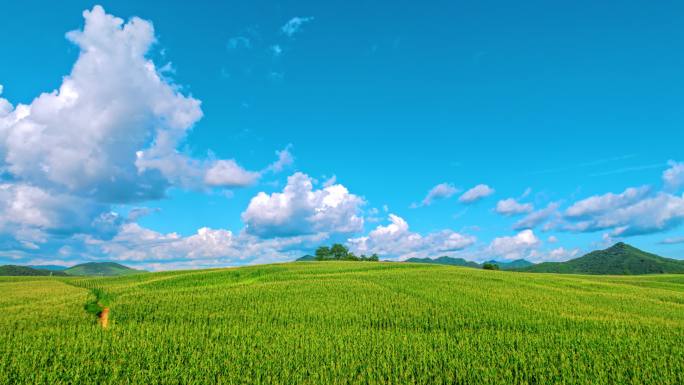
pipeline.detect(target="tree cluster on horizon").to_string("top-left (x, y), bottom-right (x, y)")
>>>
top-left (314, 244), bottom-right (379, 262)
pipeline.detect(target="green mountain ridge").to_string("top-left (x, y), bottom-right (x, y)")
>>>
top-left (405, 256), bottom-right (534, 270)
top-left (64, 262), bottom-right (143, 276)
top-left (516, 242), bottom-right (684, 275)
top-left (1, 262), bottom-right (144, 276)
top-left (0, 265), bottom-right (68, 276)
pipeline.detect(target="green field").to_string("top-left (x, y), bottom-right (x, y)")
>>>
top-left (1, 262), bottom-right (683, 384)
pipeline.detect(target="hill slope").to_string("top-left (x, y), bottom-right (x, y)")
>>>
top-left (63, 262), bottom-right (143, 276)
top-left (405, 256), bottom-right (481, 268)
top-left (0, 265), bottom-right (68, 276)
top-left (518, 242), bottom-right (684, 274)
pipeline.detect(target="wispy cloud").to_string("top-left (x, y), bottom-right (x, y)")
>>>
top-left (459, 184), bottom-right (495, 204)
top-left (660, 236), bottom-right (684, 245)
top-left (589, 163), bottom-right (665, 177)
top-left (281, 16), bottom-right (314, 37)
top-left (411, 183), bottom-right (459, 208)
top-left (227, 36), bottom-right (251, 50)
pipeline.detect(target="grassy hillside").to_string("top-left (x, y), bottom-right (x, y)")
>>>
top-left (0, 265), bottom-right (68, 276)
top-left (405, 256), bottom-right (481, 268)
top-left (63, 262), bottom-right (143, 276)
top-left (1, 262), bottom-right (682, 384)
top-left (518, 242), bottom-right (684, 274)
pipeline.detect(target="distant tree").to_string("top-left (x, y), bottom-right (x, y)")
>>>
top-left (483, 263), bottom-right (499, 270)
top-left (310, 244), bottom-right (380, 262)
top-left (330, 244), bottom-right (350, 260)
top-left (315, 246), bottom-right (332, 261)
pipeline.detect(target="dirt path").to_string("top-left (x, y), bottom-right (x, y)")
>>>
top-left (99, 307), bottom-right (109, 329)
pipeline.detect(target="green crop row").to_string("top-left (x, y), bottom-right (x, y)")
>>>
top-left (0, 262), bottom-right (682, 384)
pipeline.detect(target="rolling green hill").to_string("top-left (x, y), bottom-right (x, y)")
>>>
top-left (517, 242), bottom-right (684, 274)
top-left (0, 265), bottom-right (68, 276)
top-left (0, 262), bottom-right (682, 384)
top-left (405, 256), bottom-right (481, 268)
top-left (63, 262), bottom-right (143, 276)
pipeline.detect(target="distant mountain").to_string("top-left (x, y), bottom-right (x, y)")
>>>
top-left (296, 255), bottom-right (316, 261)
top-left (485, 259), bottom-right (534, 270)
top-left (64, 262), bottom-right (143, 276)
top-left (0, 265), bottom-right (68, 276)
top-left (406, 256), bottom-right (481, 269)
top-left (28, 265), bottom-right (68, 271)
top-left (517, 242), bottom-right (684, 275)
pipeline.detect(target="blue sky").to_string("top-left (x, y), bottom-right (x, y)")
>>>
top-left (0, 1), bottom-right (683, 270)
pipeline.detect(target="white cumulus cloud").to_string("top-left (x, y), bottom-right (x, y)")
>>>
top-left (242, 172), bottom-right (365, 238)
top-left (204, 159), bottom-right (261, 187)
top-left (487, 229), bottom-right (540, 260)
top-left (0, 6), bottom-right (274, 253)
top-left (495, 198), bottom-right (533, 216)
top-left (347, 214), bottom-right (476, 260)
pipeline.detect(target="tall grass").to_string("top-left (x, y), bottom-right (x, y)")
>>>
top-left (0, 262), bottom-right (682, 384)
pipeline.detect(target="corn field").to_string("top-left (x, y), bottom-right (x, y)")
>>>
top-left (0, 262), bottom-right (682, 384)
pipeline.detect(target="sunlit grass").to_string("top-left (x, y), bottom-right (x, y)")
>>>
top-left (1, 262), bottom-right (682, 384)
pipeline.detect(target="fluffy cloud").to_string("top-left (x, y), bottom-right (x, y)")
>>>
top-left (495, 198), bottom-right (533, 216)
top-left (0, 183), bottom-right (120, 247)
top-left (204, 160), bottom-right (260, 187)
top-left (565, 186), bottom-right (650, 219)
top-left (74, 223), bottom-right (329, 271)
top-left (459, 184), bottom-right (494, 204)
top-left (663, 160), bottom-right (684, 191)
top-left (281, 17), bottom-right (314, 37)
top-left (1, 6), bottom-right (265, 202)
top-left (96, 223), bottom-right (237, 262)
top-left (487, 229), bottom-right (540, 260)
top-left (513, 202), bottom-right (559, 230)
top-left (242, 172), bottom-right (365, 238)
top-left (564, 192), bottom-right (684, 236)
top-left (0, 6), bottom-right (278, 253)
top-left (412, 183), bottom-right (458, 207)
top-left (347, 214), bottom-right (476, 260)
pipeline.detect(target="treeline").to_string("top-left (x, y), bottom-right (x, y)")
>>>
top-left (312, 244), bottom-right (379, 262)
